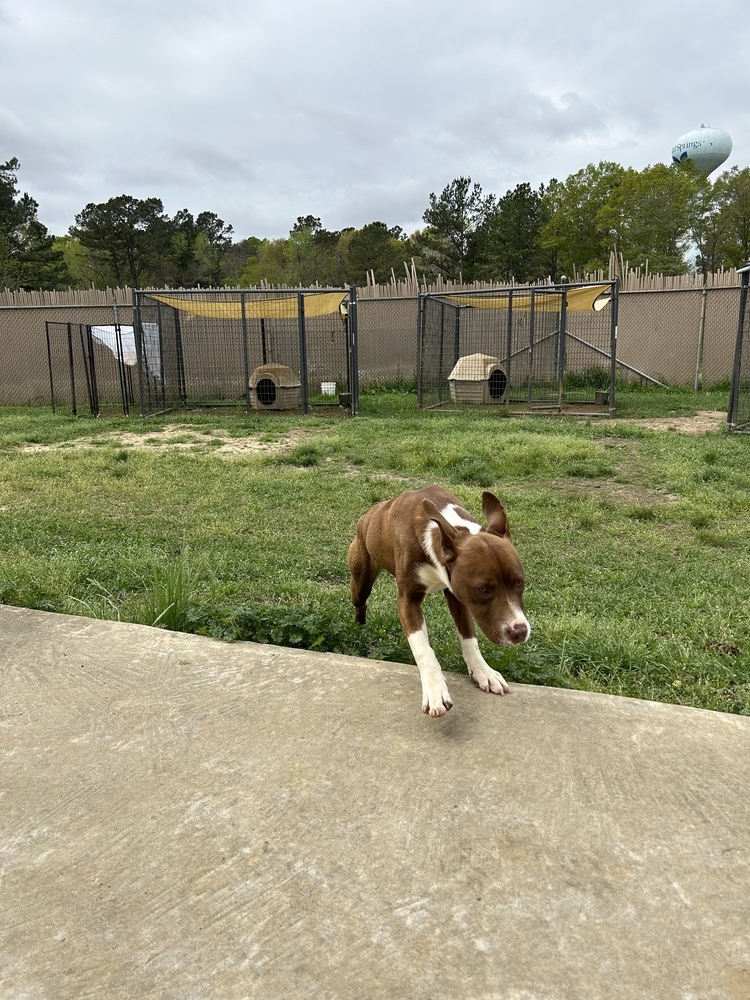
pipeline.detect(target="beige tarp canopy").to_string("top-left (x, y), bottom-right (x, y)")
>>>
top-left (447, 284), bottom-right (611, 313)
top-left (151, 290), bottom-right (348, 320)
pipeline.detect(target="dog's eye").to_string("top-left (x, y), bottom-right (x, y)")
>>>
top-left (477, 584), bottom-right (491, 594)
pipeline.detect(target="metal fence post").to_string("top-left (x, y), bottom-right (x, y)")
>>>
top-left (505, 292), bottom-right (513, 402)
top-left (453, 303), bottom-right (461, 371)
top-left (527, 291), bottom-right (536, 408)
top-left (44, 322), bottom-right (57, 414)
top-left (83, 326), bottom-right (99, 416)
top-left (348, 285), bottom-right (359, 416)
top-left (297, 292), bottom-right (309, 414)
top-left (556, 287), bottom-right (568, 411)
top-left (174, 307), bottom-right (187, 406)
top-left (609, 277), bottom-right (619, 416)
top-left (132, 291), bottom-right (147, 417)
top-left (240, 292), bottom-right (251, 413)
top-left (694, 284), bottom-right (708, 392)
top-left (417, 294), bottom-right (426, 408)
top-left (728, 265), bottom-right (750, 429)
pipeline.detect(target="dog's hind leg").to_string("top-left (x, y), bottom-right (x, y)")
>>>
top-left (347, 537), bottom-right (380, 625)
top-left (444, 591), bottom-right (510, 696)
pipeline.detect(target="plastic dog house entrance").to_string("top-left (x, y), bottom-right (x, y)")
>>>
top-left (256, 378), bottom-right (276, 406)
top-left (418, 281), bottom-right (618, 413)
top-left (132, 288), bottom-right (358, 416)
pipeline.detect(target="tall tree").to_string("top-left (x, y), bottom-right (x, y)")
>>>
top-left (477, 182), bottom-right (551, 282)
top-left (237, 238), bottom-right (288, 286)
top-left (418, 177), bottom-right (496, 280)
top-left (0, 158), bottom-right (70, 289)
top-left (167, 209), bottom-right (233, 286)
top-left (690, 178), bottom-right (728, 275)
top-left (345, 221), bottom-right (406, 284)
top-left (284, 218), bottom-right (343, 285)
top-left (70, 195), bottom-right (172, 287)
top-left (285, 225), bottom-right (320, 285)
top-left (291, 215), bottom-right (323, 235)
top-left (541, 162), bottom-right (626, 277)
top-left (600, 163), bottom-right (703, 275)
top-left (712, 166), bottom-right (750, 268)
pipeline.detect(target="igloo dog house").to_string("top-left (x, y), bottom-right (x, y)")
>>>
top-left (249, 363), bottom-right (301, 410)
top-left (447, 353), bottom-right (508, 404)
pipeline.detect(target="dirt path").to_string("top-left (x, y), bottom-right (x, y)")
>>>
top-left (17, 410), bottom-right (728, 457)
top-left (19, 424), bottom-right (319, 456)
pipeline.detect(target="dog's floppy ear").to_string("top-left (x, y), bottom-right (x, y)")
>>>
top-left (423, 498), bottom-right (461, 561)
top-left (482, 491), bottom-right (510, 538)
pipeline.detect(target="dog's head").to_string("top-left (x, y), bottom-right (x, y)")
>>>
top-left (423, 491), bottom-right (530, 646)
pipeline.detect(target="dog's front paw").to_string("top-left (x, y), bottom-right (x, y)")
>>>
top-left (422, 680), bottom-right (454, 717)
top-left (469, 664), bottom-right (511, 696)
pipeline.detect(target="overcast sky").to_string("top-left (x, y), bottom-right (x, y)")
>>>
top-left (1, 0), bottom-right (748, 242)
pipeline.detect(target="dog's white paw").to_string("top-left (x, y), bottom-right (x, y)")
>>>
top-left (469, 664), bottom-right (511, 696)
top-left (422, 680), bottom-right (454, 717)
top-left (461, 638), bottom-right (511, 696)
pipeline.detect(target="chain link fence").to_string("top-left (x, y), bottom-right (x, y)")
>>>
top-left (1, 300), bottom-right (134, 409)
top-left (617, 286), bottom-right (740, 389)
top-left (0, 283), bottom-right (744, 413)
top-left (416, 283), bottom-right (617, 413)
top-left (355, 297), bottom-right (419, 391)
top-left (133, 288), bottom-right (354, 416)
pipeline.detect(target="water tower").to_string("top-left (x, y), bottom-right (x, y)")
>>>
top-left (672, 125), bottom-right (732, 175)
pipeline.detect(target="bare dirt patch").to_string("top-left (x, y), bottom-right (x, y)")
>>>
top-left (19, 424), bottom-right (324, 457)
top-left (609, 410), bottom-right (726, 435)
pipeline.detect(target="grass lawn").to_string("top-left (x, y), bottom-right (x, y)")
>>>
top-left (1, 386), bottom-right (748, 715)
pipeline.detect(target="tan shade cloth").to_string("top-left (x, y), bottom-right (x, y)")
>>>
top-left (151, 290), bottom-right (348, 320)
top-left (447, 284), bottom-right (611, 313)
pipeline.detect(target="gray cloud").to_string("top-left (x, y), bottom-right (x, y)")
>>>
top-left (1, 0), bottom-right (748, 240)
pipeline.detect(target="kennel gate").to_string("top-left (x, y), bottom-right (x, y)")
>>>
top-left (132, 288), bottom-right (359, 417)
top-left (45, 321), bottom-right (138, 416)
top-left (417, 281), bottom-right (618, 414)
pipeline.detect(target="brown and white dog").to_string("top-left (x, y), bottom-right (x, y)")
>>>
top-left (348, 485), bottom-right (530, 717)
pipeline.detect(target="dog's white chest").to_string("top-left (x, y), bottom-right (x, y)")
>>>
top-left (417, 561), bottom-right (451, 594)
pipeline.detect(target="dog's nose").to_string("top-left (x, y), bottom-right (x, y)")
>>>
top-left (508, 620), bottom-right (529, 643)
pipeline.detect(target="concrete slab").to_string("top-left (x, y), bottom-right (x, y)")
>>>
top-left (1, 604), bottom-right (749, 1000)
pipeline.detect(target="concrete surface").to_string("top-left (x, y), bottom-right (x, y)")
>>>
top-left (1, 604), bottom-right (750, 1000)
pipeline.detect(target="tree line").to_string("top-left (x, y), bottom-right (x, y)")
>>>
top-left (2, 155), bottom-right (750, 292)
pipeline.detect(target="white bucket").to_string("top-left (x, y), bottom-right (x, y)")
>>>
top-left (321, 382), bottom-right (337, 395)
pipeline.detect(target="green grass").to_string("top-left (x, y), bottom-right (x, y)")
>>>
top-left (612, 383), bottom-right (730, 418)
top-left (0, 386), bottom-right (748, 715)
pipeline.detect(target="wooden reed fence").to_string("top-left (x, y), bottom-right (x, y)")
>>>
top-left (0, 255), bottom-right (743, 306)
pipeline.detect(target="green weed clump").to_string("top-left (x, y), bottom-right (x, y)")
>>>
top-left (188, 602), bottom-right (409, 663)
